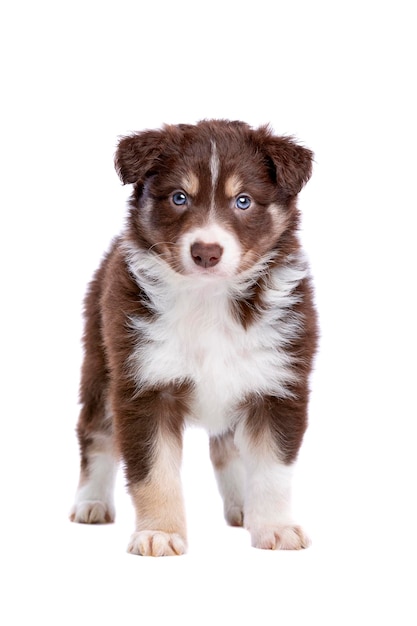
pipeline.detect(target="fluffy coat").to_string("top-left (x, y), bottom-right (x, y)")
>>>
top-left (70, 120), bottom-right (318, 556)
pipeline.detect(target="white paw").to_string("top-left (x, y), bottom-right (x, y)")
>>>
top-left (250, 524), bottom-right (311, 550)
top-left (127, 531), bottom-right (187, 557)
top-left (69, 500), bottom-right (115, 524)
top-left (224, 505), bottom-right (244, 527)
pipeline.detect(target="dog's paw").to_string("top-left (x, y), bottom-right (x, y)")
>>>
top-left (250, 524), bottom-right (310, 550)
top-left (225, 505), bottom-right (244, 527)
top-left (127, 531), bottom-right (187, 557)
top-left (69, 500), bottom-right (115, 524)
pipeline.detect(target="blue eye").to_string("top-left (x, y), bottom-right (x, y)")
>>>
top-left (235, 195), bottom-right (252, 210)
top-left (172, 191), bottom-right (188, 206)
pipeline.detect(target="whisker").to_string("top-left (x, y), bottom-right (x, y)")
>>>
top-left (148, 241), bottom-right (177, 253)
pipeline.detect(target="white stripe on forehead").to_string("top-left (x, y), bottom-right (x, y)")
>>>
top-left (210, 140), bottom-right (220, 192)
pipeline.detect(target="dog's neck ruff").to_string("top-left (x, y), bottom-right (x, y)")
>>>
top-left (122, 238), bottom-right (309, 432)
top-left (122, 238), bottom-right (306, 307)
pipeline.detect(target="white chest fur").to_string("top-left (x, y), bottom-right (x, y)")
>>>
top-left (126, 247), bottom-right (308, 434)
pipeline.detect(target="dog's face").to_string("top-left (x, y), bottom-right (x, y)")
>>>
top-left (115, 121), bottom-right (313, 278)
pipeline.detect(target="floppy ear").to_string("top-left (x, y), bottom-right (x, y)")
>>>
top-left (114, 129), bottom-right (166, 184)
top-left (268, 135), bottom-right (313, 196)
top-left (255, 128), bottom-right (314, 196)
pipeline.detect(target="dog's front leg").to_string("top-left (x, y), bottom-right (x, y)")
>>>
top-left (114, 386), bottom-right (187, 556)
top-left (236, 396), bottom-right (310, 550)
top-left (127, 433), bottom-right (187, 556)
top-left (242, 456), bottom-right (310, 550)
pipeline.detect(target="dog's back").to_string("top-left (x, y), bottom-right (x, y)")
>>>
top-left (70, 120), bottom-right (318, 556)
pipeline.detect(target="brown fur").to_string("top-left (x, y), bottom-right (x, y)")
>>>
top-left (72, 120), bottom-right (318, 554)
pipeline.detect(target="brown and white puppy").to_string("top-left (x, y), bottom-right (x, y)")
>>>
top-left (70, 120), bottom-right (318, 556)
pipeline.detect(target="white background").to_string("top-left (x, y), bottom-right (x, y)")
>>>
top-left (1, 1), bottom-right (416, 624)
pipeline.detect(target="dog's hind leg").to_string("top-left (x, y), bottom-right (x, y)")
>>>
top-left (210, 430), bottom-right (245, 527)
top-left (70, 266), bottom-right (118, 524)
top-left (70, 408), bottom-right (117, 524)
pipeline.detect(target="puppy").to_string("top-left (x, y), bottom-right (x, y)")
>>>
top-left (70, 120), bottom-right (318, 556)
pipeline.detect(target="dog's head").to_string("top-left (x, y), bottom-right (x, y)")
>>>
top-left (115, 120), bottom-right (313, 278)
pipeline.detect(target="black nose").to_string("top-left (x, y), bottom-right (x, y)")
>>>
top-left (190, 242), bottom-right (223, 268)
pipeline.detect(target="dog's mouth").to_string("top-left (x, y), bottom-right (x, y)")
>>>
top-left (182, 260), bottom-right (235, 280)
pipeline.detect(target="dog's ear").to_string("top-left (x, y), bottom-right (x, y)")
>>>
top-left (114, 130), bottom-right (166, 185)
top-left (255, 127), bottom-right (314, 196)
